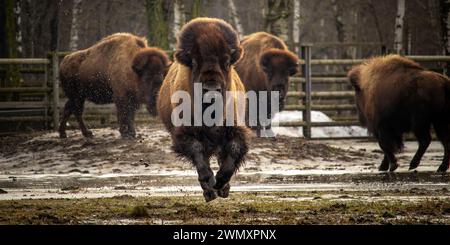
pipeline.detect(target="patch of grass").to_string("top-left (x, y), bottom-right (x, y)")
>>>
top-left (0, 192), bottom-right (449, 224)
top-left (129, 206), bottom-right (150, 218)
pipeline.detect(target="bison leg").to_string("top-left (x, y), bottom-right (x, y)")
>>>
top-left (172, 133), bottom-right (217, 202)
top-left (377, 130), bottom-right (399, 172)
top-left (379, 155), bottom-right (389, 171)
top-left (58, 99), bottom-right (75, 138)
top-left (73, 98), bottom-right (92, 138)
top-left (214, 128), bottom-right (248, 197)
top-left (409, 123), bottom-right (431, 170)
top-left (195, 153), bottom-right (217, 202)
top-left (116, 103), bottom-right (136, 139)
top-left (434, 122), bottom-right (450, 173)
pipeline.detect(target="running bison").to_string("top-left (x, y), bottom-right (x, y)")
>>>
top-left (157, 18), bottom-right (250, 202)
top-left (59, 33), bottom-right (170, 138)
top-left (235, 32), bottom-right (299, 136)
top-left (348, 55), bottom-right (450, 172)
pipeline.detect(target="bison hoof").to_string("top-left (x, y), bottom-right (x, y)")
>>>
top-left (59, 132), bottom-right (67, 139)
top-left (121, 133), bottom-right (136, 139)
top-left (378, 163), bottom-right (389, 171)
top-left (83, 131), bottom-right (94, 138)
top-left (409, 161), bottom-right (420, 170)
top-left (203, 189), bottom-right (218, 202)
top-left (217, 183), bottom-right (230, 198)
top-left (389, 162), bottom-right (399, 172)
top-left (437, 164), bottom-right (449, 173)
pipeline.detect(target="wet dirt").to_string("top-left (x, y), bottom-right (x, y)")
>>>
top-left (0, 120), bottom-right (449, 224)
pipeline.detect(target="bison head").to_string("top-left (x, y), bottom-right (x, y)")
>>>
top-left (175, 18), bottom-right (243, 97)
top-left (260, 49), bottom-right (299, 109)
top-left (132, 48), bottom-right (171, 116)
top-left (347, 65), bottom-right (367, 126)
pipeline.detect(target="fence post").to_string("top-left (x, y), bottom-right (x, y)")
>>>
top-left (301, 44), bottom-right (312, 139)
top-left (51, 52), bottom-right (59, 130)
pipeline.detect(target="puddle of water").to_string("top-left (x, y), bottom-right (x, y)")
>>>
top-left (1, 182), bottom-right (448, 200)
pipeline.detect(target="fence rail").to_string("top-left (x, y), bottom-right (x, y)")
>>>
top-left (1, 48), bottom-right (450, 139)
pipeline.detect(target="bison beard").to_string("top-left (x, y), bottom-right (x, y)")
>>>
top-left (58, 33), bottom-right (170, 139)
top-left (235, 32), bottom-right (299, 136)
top-left (157, 18), bottom-right (250, 202)
top-left (348, 55), bottom-right (450, 172)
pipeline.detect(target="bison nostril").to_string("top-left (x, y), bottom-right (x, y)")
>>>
top-left (202, 82), bottom-right (222, 93)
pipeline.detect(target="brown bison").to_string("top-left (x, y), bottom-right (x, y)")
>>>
top-left (157, 18), bottom-right (250, 202)
top-left (235, 32), bottom-right (299, 135)
top-left (59, 33), bottom-right (170, 138)
top-left (348, 55), bottom-right (450, 172)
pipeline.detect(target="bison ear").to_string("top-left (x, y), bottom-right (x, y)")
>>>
top-left (132, 54), bottom-right (148, 76)
top-left (175, 49), bottom-right (192, 67)
top-left (347, 66), bottom-right (361, 90)
top-left (230, 46), bottom-right (243, 65)
top-left (288, 65), bottom-right (299, 76)
top-left (260, 53), bottom-right (271, 72)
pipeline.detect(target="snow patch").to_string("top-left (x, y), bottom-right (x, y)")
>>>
top-left (271, 110), bottom-right (368, 138)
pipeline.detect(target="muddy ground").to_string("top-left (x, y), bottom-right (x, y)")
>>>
top-left (0, 119), bottom-right (449, 224)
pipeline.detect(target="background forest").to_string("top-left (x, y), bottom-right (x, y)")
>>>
top-left (1, 0), bottom-right (449, 61)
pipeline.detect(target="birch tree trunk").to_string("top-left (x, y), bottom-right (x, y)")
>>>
top-left (265, 0), bottom-right (291, 43)
top-left (394, 0), bottom-right (405, 54)
top-left (173, 0), bottom-right (186, 37)
top-left (69, 0), bottom-right (82, 51)
top-left (14, 0), bottom-right (22, 55)
top-left (227, 0), bottom-right (244, 39)
top-left (292, 0), bottom-right (301, 55)
top-left (173, 0), bottom-right (185, 47)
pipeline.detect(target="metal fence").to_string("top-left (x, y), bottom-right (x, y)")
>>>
top-left (1, 47), bottom-right (450, 138)
top-left (282, 45), bottom-right (450, 139)
top-left (0, 54), bottom-right (59, 130)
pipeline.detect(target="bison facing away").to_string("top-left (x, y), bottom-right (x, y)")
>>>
top-left (157, 18), bottom-right (250, 202)
top-left (348, 55), bottom-right (450, 172)
top-left (235, 32), bottom-right (299, 135)
top-left (59, 33), bottom-right (170, 139)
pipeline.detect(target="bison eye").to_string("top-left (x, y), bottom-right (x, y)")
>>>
top-left (192, 59), bottom-right (198, 69)
top-left (288, 67), bottom-right (298, 76)
top-left (224, 60), bottom-right (231, 70)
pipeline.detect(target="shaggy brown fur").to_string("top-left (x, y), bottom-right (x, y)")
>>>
top-left (59, 33), bottom-right (170, 138)
top-left (235, 32), bottom-right (299, 135)
top-left (348, 54), bottom-right (450, 172)
top-left (157, 18), bottom-right (250, 202)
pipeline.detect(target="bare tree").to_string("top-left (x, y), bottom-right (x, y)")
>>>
top-left (146, 0), bottom-right (170, 49)
top-left (69, 0), bottom-right (82, 51)
top-left (50, 1), bottom-right (60, 52)
top-left (292, 0), bottom-right (301, 55)
top-left (227, 0), bottom-right (244, 39)
top-left (394, 0), bottom-right (405, 54)
top-left (368, 0), bottom-right (384, 44)
top-left (0, 0), bottom-right (20, 87)
top-left (172, 0), bottom-right (185, 48)
top-left (265, 0), bottom-right (292, 42)
top-left (191, 0), bottom-right (201, 19)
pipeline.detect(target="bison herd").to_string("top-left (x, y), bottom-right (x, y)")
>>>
top-left (58, 17), bottom-right (450, 202)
